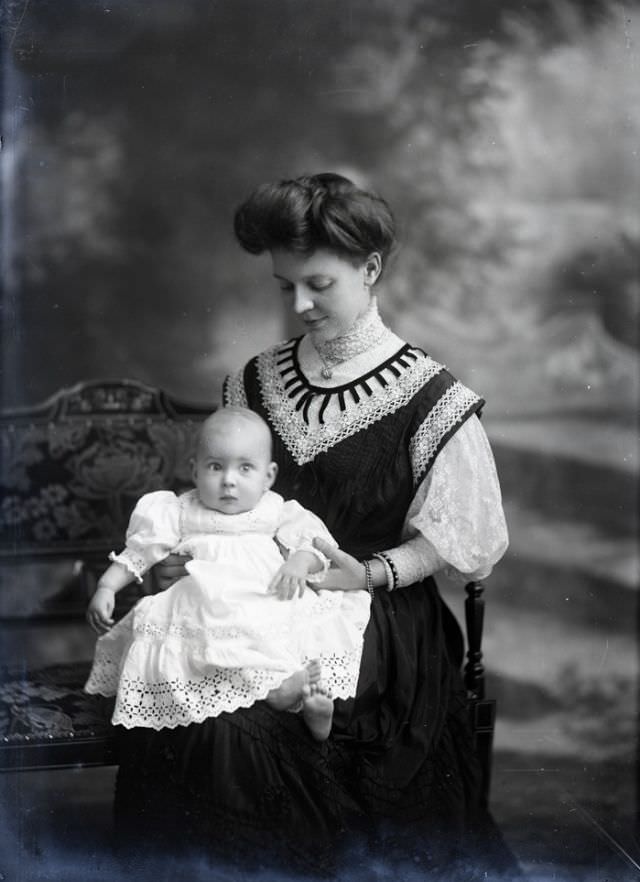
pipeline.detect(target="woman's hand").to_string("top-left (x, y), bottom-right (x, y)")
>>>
top-left (312, 538), bottom-right (366, 592)
top-left (152, 553), bottom-right (189, 593)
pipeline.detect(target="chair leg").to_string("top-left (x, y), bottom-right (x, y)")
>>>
top-left (470, 699), bottom-right (497, 806)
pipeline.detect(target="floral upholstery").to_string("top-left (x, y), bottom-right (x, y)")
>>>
top-left (0, 661), bottom-right (116, 770)
top-left (1, 380), bottom-right (211, 557)
top-left (0, 379), bottom-right (212, 770)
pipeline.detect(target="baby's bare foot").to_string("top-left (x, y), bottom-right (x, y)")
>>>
top-left (302, 681), bottom-right (333, 741)
top-left (266, 659), bottom-right (321, 711)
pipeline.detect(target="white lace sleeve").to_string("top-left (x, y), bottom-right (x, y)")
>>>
top-left (276, 500), bottom-right (338, 583)
top-left (383, 416), bottom-right (508, 587)
top-left (109, 491), bottom-right (182, 583)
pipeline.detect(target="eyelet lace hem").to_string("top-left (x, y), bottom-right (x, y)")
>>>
top-left (86, 646), bottom-right (363, 730)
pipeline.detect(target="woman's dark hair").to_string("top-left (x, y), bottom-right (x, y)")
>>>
top-left (233, 173), bottom-right (397, 276)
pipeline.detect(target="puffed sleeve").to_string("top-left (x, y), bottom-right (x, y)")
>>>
top-left (276, 500), bottom-right (338, 583)
top-left (383, 416), bottom-right (508, 587)
top-left (109, 491), bottom-right (182, 583)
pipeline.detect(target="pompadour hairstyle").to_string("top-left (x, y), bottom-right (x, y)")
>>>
top-left (233, 172), bottom-right (397, 276)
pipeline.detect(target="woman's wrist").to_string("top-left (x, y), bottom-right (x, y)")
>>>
top-left (371, 552), bottom-right (397, 591)
top-left (360, 556), bottom-right (389, 594)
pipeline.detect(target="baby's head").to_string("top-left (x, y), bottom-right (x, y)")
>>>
top-left (191, 407), bottom-right (277, 514)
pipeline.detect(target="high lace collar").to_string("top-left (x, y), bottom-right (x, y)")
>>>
top-left (312, 298), bottom-right (391, 366)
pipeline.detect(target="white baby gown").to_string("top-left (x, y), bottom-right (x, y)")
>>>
top-left (85, 489), bottom-right (371, 730)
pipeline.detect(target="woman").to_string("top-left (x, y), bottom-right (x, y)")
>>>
top-left (114, 173), bottom-right (516, 879)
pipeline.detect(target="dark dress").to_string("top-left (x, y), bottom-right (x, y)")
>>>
top-left (113, 338), bottom-right (518, 879)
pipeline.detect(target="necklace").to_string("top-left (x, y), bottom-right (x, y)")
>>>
top-left (319, 358), bottom-right (341, 381)
top-left (314, 300), bottom-right (389, 379)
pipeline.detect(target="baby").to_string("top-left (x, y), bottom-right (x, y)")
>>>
top-left (85, 407), bottom-right (370, 740)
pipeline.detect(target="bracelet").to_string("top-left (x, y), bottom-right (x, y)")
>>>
top-left (371, 553), bottom-right (393, 592)
top-left (363, 559), bottom-right (375, 599)
top-left (375, 552), bottom-right (399, 592)
top-left (96, 585), bottom-right (116, 594)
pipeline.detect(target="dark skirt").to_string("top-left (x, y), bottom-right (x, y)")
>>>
top-left (113, 579), bottom-right (518, 878)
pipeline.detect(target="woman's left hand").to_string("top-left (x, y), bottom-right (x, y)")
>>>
top-left (312, 538), bottom-right (366, 592)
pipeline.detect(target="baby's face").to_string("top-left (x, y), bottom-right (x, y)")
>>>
top-left (192, 420), bottom-right (276, 515)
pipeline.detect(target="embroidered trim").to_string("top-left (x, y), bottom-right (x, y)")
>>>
top-left (109, 550), bottom-right (145, 583)
top-left (90, 646), bottom-right (365, 729)
top-left (408, 381), bottom-right (481, 486)
top-left (257, 341), bottom-right (444, 465)
top-left (177, 488), bottom-right (283, 536)
top-left (223, 369), bottom-right (249, 408)
top-left (134, 619), bottom-right (280, 642)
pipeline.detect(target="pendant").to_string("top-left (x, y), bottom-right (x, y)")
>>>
top-left (321, 366), bottom-right (333, 380)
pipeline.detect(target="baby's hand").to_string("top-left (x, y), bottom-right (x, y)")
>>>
top-left (268, 558), bottom-right (311, 600)
top-left (86, 586), bottom-right (116, 634)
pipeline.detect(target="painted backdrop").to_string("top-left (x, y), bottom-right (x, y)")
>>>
top-left (1, 1), bottom-right (639, 879)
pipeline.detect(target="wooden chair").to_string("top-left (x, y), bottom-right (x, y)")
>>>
top-left (464, 581), bottom-right (496, 805)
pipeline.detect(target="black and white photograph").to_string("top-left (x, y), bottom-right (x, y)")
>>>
top-left (0, 1), bottom-right (638, 880)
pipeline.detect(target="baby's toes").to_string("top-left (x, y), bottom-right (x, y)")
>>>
top-left (306, 659), bottom-right (322, 684)
top-left (310, 680), bottom-right (330, 698)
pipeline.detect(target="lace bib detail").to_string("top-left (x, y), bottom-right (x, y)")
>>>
top-left (178, 489), bottom-right (283, 536)
top-left (254, 339), bottom-right (443, 465)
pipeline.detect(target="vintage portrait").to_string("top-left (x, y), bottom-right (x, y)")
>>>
top-left (0, 1), bottom-right (638, 880)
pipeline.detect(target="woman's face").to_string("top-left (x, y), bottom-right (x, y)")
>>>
top-left (271, 248), bottom-right (377, 345)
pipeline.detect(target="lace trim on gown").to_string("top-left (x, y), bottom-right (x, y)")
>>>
top-left (408, 381), bottom-right (482, 486)
top-left (93, 645), bottom-right (367, 731)
top-left (109, 549), bottom-right (146, 583)
top-left (88, 599), bottom-right (367, 730)
top-left (222, 368), bottom-right (249, 409)
top-left (253, 339), bottom-right (443, 465)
